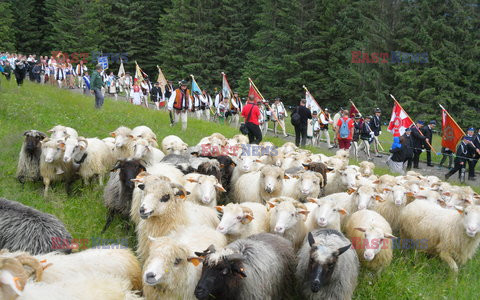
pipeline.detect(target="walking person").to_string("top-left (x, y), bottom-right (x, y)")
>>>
top-left (335, 109), bottom-right (354, 150)
top-left (386, 136), bottom-right (406, 174)
top-left (55, 64), bottom-right (66, 88)
top-left (319, 108), bottom-right (334, 148)
top-left (370, 108), bottom-right (383, 157)
top-left (422, 120), bottom-right (436, 166)
top-left (168, 80), bottom-right (192, 131)
top-left (76, 60), bottom-right (87, 88)
top-left (82, 71), bottom-right (90, 94)
top-left (357, 115), bottom-right (374, 160)
top-left (241, 95), bottom-right (262, 144)
top-left (2, 61), bottom-right (12, 81)
top-left (150, 82), bottom-right (162, 110)
top-left (192, 91), bottom-right (204, 119)
top-left (410, 121), bottom-right (427, 169)
top-left (271, 98), bottom-right (288, 137)
top-left (201, 89), bottom-right (212, 120)
top-left (467, 127), bottom-right (480, 180)
top-left (14, 56), bottom-right (27, 86)
top-left (217, 97), bottom-right (228, 125)
top-left (310, 111), bottom-right (321, 146)
top-left (292, 99), bottom-right (312, 147)
top-left (351, 114), bottom-right (362, 159)
top-left (332, 108), bottom-right (343, 148)
top-left (230, 92), bottom-right (243, 128)
top-left (90, 64), bottom-right (105, 109)
top-left (107, 72), bottom-right (118, 100)
top-left (439, 147), bottom-right (454, 170)
top-left (403, 128), bottom-right (415, 170)
top-left (130, 81), bottom-right (143, 106)
top-left (445, 136), bottom-right (480, 182)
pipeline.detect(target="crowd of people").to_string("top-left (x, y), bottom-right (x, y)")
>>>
top-left (2, 52), bottom-right (478, 182)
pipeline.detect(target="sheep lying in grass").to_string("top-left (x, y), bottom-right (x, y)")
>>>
top-left (234, 165), bottom-right (288, 204)
top-left (215, 202), bottom-right (269, 243)
top-left (110, 126), bottom-right (134, 160)
top-left (267, 197), bottom-right (308, 250)
top-left (161, 135), bottom-right (188, 155)
top-left (400, 201), bottom-right (480, 272)
top-left (16, 130), bottom-right (47, 184)
top-left (133, 174), bottom-right (219, 261)
top-left (39, 138), bottom-right (76, 196)
top-left (63, 136), bottom-right (115, 185)
top-left (193, 233), bottom-right (295, 300)
top-left (345, 209), bottom-right (395, 272)
top-left (143, 225), bottom-right (227, 300)
top-left (296, 229), bottom-right (358, 300)
top-left (184, 173), bottom-right (226, 207)
top-left (0, 198), bottom-right (72, 255)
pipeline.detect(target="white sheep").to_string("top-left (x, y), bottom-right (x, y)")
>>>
top-left (373, 185), bottom-right (412, 233)
top-left (161, 135), bottom-right (188, 155)
top-left (282, 171), bottom-right (324, 201)
top-left (131, 125), bottom-right (158, 147)
top-left (133, 174), bottom-right (219, 261)
top-left (132, 138), bottom-right (165, 166)
top-left (215, 202), bottom-right (269, 243)
top-left (47, 125), bottom-right (78, 140)
top-left (323, 166), bottom-right (359, 195)
top-left (349, 185), bottom-right (384, 211)
top-left (39, 138), bottom-right (76, 196)
top-left (281, 152), bottom-right (311, 169)
top-left (305, 197), bottom-right (347, 232)
top-left (267, 197), bottom-right (308, 250)
top-left (102, 137), bottom-right (116, 151)
top-left (345, 209), bottom-right (395, 272)
top-left (143, 225), bottom-right (227, 300)
top-left (63, 136), bottom-right (115, 185)
top-left (234, 165), bottom-right (287, 204)
top-left (110, 126), bottom-right (134, 159)
top-left (400, 201), bottom-right (480, 272)
top-left (184, 173), bottom-right (226, 207)
top-left (359, 160), bottom-right (375, 177)
top-left (231, 155), bottom-right (263, 186)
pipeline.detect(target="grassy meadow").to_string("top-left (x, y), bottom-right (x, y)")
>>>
top-left (0, 79), bottom-right (479, 299)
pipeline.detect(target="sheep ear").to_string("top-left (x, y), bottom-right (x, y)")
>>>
top-left (110, 132), bottom-right (116, 137)
top-left (215, 183), bottom-right (226, 192)
top-left (186, 178), bottom-right (198, 183)
top-left (128, 134), bottom-right (135, 139)
top-left (187, 257), bottom-right (203, 267)
top-left (307, 198), bottom-right (317, 204)
top-left (302, 163), bottom-right (310, 170)
top-left (267, 201), bottom-right (276, 208)
top-left (354, 227), bottom-right (367, 233)
top-left (415, 195), bottom-right (427, 199)
top-left (243, 214), bottom-right (254, 223)
top-left (405, 192), bottom-right (414, 197)
top-left (307, 232), bottom-right (315, 247)
top-left (337, 208), bottom-right (347, 215)
top-left (23, 130), bottom-right (29, 136)
top-left (374, 194), bottom-right (385, 202)
top-left (436, 199), bottom-right (447, 208)
top-left (347, 188), bottom-right (356, 195)
top-left (336, 244), bottom-right (351, 256)
top-left (372, 180), bottom-right (380, 184)
top-left (383, 233), bottom-right (396, 239)
top-left (284, 174), bottom-right (291, 179)
top-left (326, 167), bottom-right (335, 172)
top-left (58, 142), bottom-right (65, 149)
top-left (443, 192), bottom-right (451, 197)
top-left (215, 206), bottom-right (223, 213)
top-left (455, 206), bottom-right (464, 214)
top-left (383, 188), bottom-right (392, 192)
top-left (298, 210), bottom-right (309, 216)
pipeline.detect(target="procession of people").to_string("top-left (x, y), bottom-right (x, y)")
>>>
top-left (2, 51), bottom-right (478, 182)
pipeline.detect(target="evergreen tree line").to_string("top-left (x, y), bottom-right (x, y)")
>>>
top-left (1, 0), bottom-right (479, 127)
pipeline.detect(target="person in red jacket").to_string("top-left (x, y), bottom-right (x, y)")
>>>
top-left (336, 110), bottom-right (354, 150)
top-left (241, 95), bottom-right (262, 144)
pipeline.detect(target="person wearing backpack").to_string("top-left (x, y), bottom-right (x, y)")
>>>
top-left (335, 110), bottom-right (354, 150)
top-left (241, 95), bottom-right (262, 144)
top-left (293, 99), bottom-right (312, 147)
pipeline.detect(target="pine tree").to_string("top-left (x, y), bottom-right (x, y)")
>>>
top-left (0, 2), bottom-right (15, 51)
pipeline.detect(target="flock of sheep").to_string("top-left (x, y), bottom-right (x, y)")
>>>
top-left (2, 124), bottom-right (480, 299)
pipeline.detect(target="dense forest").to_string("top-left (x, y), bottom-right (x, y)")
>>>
top-left (1, 0), bottom-right (479, 127)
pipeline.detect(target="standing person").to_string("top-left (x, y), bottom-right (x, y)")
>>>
top-left (439, 147), bottom-right (454, 170)
top-left (140, 79), bottom-right (151, 108)
top-left (351, 114), bottom-right (362, 158)
top-left (309, 111), bottom-right (321, 146)
top-left (192, 91), bottom-right (204, 119)
top-left (271, 98), bottom-right (288, 137)
top-left (130, 81), bottom-right (143, 106)
top-left (403, 128), bottom-right (415, 170)
top-left (90, 64), bottom-right (105, 109)
top-left (32, 62), bottom-right (42, 83)
top-left (411, 121), bottom-right (427, 169)
top-left (358, 115), bottom-right (373, 160)
top-left (369, 108), bottom-right (382, 157)
top-left (55, 64), bottom-right (66, 88)
top-left (164, 80), bottom-right (174, 102)
top-left (107, 72), bottom-right (118, 100)
top-left (14, 56), bottom-right (27, 86)
top-left (335, 109), bottom-right (354, 150)
top-left (293, 99), bottom-right (312, 147)
top-left (65, 60), bottom-right (75, 89)
top-left (217, 97), bottom-right (228, 125)
top-left (76, 60), bottom-right (87, 88)
top-left (386, 136), bottom-right (406, 175)
top-left (230, 92), bottom-right (243, 128)
top-left (123, 72), bottom-right (132, 97)
top-left (421, 120), bottom-right (436, 166)
top-left (258, 101), bottom-right (269, 136)
top-left (241, 95), bottom-right (262, 144)
top-left (201, 89), bottom-right (212, 121)
top-left (445, 136), bottom-right (480, 182)
top-left (168, 80), bottom-right (192, 131)
top-left (150, 82), bottom-right (162, 110)
top-left (332, 108), bottom-right (343, 148)
top-left (82, 71), bottom-right (90, 94)
top-left (319, 108), bottom-right (334, 148)
top-left (467, 127), bottom-right (479, 180)
top-left (2, 61), bottom-right (12, 80)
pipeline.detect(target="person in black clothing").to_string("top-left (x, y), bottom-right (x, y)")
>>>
top-left (293, 99), bottom-right (312, 147)
top-left (369, 108), bottom-right (382, 157)
top-left (32, 62), bottom-right (42, 83)
top-left (466, 127), bottom-right (480, 180)
top-left (150, 82), bottom-right (162, 110)
top-left (422, 120), bottom-right (436, 166)
top-left (358, 115), bottom-right (374, 160)
top-left (410, 121), bottom-right (427, 169)
top-left (2, 61), bottom-right (12, 80)
top-left (14, 57), bottom-right (27, 86)
top-left (439, 147), bottom-right (454, 169)
top-left (351, 114), bottom-right (362, 158)
top-left (387, 136), bottom-right (406, 174)
top-left (445, 136), bottom-right (480, 182)
top-left (403, 128), bottom-right (415, 170)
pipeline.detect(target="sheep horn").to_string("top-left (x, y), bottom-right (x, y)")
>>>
top-left (15, 255), bottom-right (44, 282)
top-left (225, 253), bottom-right (245, 263)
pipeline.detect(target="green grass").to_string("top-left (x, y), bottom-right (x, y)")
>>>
top-left (1, 79), bottom-right (479, 299)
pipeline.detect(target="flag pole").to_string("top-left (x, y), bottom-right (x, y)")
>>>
top-left (439, 104), bottom-right (466, 136)
top-left (350, 99), bottom-right (385, 151)
top-left (390, 94), bottom-right (438, 154)
top-left (248, 78), bottom-right (285, 132)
